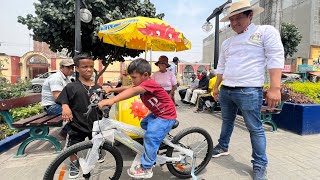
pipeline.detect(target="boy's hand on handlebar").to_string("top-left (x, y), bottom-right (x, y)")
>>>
top-left (103, 87), bottom-right (112, 94)
top-left (98, 99), bottom-right (114, 109)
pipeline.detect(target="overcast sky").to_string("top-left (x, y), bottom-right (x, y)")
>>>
top-left (0, 0), bottom-right (229, 63)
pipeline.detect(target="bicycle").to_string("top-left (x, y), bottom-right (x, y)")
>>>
top-left (43, 89), bottom-right (213, 180)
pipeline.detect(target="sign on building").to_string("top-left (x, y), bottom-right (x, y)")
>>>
top-left (298, 64), bottom-right (313, 73)
top-left (282, 65), bottom-right (291, 72)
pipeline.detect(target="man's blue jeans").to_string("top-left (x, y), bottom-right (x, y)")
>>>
top-left (45, 104), bottom-right (62, 115)
top-left (140, 113), bottom-right (176, 169)
top-left (218, 86), bottom-right (267, 167)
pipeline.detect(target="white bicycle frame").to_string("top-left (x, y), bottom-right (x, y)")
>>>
top-left (79, 117), bottom-right (198, 180)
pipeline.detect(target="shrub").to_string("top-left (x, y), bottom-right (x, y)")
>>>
top-left (10, 103), bottom-right (44, 121)
top-left (0, 103), bottom-right (43, 140)
top-left (281, 85), bottom-right (316, 104)
top-left (0, 79), bottom-right (40, 140)
top-left (264, 82), bottom-right (319, 104)
top-left (0, 124), bottom-right (18, 140)
top-left (0, 78), bottom-right (31, 99)
top-left (286, 82), bottom-right (320, 103)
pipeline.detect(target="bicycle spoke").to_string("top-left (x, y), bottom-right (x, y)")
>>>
top-left (166, 127), bottom-right (213, 178)
top-left (50, 146), bottom-right (119, 179)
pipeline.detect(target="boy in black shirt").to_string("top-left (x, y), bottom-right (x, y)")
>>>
top-left (56, 53), bottom-right (102, 178)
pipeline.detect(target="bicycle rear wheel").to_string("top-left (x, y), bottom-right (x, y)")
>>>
top-left (166, 127), bottom-right (213, 179)
top-left (43, 141), bottom-right (123, 180)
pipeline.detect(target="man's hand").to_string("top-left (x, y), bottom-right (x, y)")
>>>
top-left (98, 99), bottom-right (114, 109)
top-left (213, 87), bottom-right (219, 102)
top-left (266, 87), bottom-right (281, 109)
top-left (62, 104), bottom-right (73, 122)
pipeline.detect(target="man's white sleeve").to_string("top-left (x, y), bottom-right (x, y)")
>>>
top-left (216, 40), bottom-right (227, 74)
top-left (264, 26), bottom-right (285, 69)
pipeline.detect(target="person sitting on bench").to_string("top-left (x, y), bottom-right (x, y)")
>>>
top-left (194, 70), bottom-right (219, 113)
top-left (183, 71), bottom-right (209, 105)
top-left (179, 74), bottom-right (199, 101)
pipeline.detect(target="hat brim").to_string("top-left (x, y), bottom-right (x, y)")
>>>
top-left (62, 63), bottom-right (75, 66)
top-left (155, 62), bottom-right (170, 68)
top-left (220, 6), bottom-right (264, 22)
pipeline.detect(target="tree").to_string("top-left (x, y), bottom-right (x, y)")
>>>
top-left (18, 0), bottom-right (164, 81)
top-left (280, 22), bottom-right (302, 59)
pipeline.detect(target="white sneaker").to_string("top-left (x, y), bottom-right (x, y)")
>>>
top-left (127, 164), bottom-right (153, 179)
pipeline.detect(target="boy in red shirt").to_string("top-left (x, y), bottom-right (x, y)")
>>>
top-left (98, 58), bottom-right (177, 179)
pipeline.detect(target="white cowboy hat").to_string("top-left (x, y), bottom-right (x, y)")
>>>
top-left (220, 0), bottom-right (264, 22)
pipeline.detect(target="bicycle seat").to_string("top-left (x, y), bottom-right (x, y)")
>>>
top-left (172, 120), bottom-right (179, 129)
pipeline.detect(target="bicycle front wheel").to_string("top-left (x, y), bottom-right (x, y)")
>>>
top-left (43, 141), bottom-right (123, 180)
top-left (166, 127), bottom-right (213, 179)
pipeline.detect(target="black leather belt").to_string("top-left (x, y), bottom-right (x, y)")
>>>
top-left (221, 85), bottom-right (262, 89)
top-left (221, 85), bottom-right (246, 89)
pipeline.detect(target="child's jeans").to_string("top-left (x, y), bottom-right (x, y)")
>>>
top-left (140, 113), bottom-right (176, 169)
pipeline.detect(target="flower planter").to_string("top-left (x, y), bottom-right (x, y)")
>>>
top-left (0, 129), bottom-right (29, 153)
top-left (273, 102), bottom-right (320, 135)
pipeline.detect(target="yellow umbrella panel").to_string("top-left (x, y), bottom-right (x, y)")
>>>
top-left (98, 16), bottom-right (191, 52)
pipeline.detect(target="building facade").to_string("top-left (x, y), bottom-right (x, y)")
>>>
top-left (33, 41), bottom-right (59, 58)
top-left (203, 0), bottom-right (320, 71)
top-left (0, 52), bottom-right (210, 85)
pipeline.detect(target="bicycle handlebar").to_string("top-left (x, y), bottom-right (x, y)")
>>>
top-left (83, 88), bottom-right (111, 118)
top-left (101, 106), bottom-right (110, 118)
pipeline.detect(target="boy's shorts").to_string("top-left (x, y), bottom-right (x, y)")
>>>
top-left (66, 125), bottom-right (92, 147)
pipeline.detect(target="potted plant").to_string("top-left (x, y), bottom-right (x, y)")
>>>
top-left (272, 83), bottom-right (320, 135)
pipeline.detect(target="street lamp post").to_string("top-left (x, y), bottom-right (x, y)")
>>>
top-left (203, 0), bottom-right (232, 69)
top-left (75, 0), bottom-right (82, 56)
top-left (75, 0), bottom-right (92, 56)
top-left (74, 0), bottom-right (92, 80)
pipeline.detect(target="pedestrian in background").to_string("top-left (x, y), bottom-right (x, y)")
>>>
top-left (152, 55), bottom-right (177, 104)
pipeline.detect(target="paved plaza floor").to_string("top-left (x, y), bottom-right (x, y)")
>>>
top-left (0, 92), bottom-right (320, 180)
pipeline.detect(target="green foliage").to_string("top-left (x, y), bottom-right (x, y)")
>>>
top-left (17, 0), bottom-right (164, 61)
top-left (0, 79), bottom-right (40, 140)
top-left (0, 124), bottom-right (18, 140)
top-left (286, 82), bottom-right (320, 103)
top-left (0, 104), bottom-right (43, 140)
top-left (280, 23), bottom-right (302, 59)
top-left (10, 104), bottom-right (43, 121)
top-left (0, 78), bottom-right (31, 99)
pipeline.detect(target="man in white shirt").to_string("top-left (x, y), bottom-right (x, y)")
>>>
top-left (211, 1), bottom-right (284, 180)
top-left (167, 56), bottom-right (179, 106)
top-left (168, 57), bottom-right (179, 76)
top-left (41, 59), bottom-right (74, 137)
top-left (41, 59), bottom-right (74, 114)
top-left (183, 71), bottom-right (209, 105)
top-left (179, 74), bottom-right (199, 100)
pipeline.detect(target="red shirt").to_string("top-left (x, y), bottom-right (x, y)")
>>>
top-left (139, 78), bottom-right (177, 120)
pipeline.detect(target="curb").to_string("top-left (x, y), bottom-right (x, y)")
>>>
top-left (0, 129), bottom-right (30, 153)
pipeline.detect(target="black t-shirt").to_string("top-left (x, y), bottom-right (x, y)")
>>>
top-left (56, 80), bottom-right (102, 133)
top-left (199, 76), bottom-right (209, 90)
